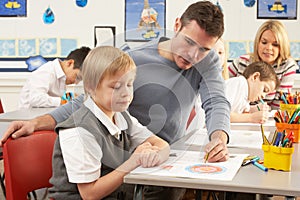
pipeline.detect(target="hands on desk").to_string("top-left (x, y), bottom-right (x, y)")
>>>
top-left (249, 103), bottom-right (270, 123)
top-left (119, 141), bottom-right (169, 173)
top-left (0, 120), bottom-right (35, 146)
top-left (249, 110), bottom-right (269, 124)
top-left (204, 130), bottom-right (229, 162)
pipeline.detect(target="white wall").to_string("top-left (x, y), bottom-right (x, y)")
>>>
top-left (0, 0), bottom-right (299, 48)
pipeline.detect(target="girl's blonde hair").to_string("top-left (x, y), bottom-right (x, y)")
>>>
top-left (82, 46), bottom-right (136, 96)
top-left (252, 20), bottom-right (291, 66)
top-left (214, 38), bottom-right (229, 80)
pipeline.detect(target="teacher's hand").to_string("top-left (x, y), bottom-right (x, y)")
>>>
top-left (204, 130), bottom-right (229, 162)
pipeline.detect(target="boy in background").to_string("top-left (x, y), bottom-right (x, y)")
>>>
top-left (227, 61), bottom-right (280, 123)
top-left (18, 46), bottom-right (90, 108)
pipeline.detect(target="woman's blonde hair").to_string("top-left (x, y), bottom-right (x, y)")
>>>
top-left (252, 20), bottom-right (291, 66)
top-left (82, 46), bottom-right (136, 97)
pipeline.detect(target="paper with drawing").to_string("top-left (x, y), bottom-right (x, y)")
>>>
top-left (131, 150), bottom-right (248, 181)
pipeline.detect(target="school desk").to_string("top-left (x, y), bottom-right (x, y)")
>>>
top-left (230, 119), bottom-right (276, 132)
top-left (124, 131), bottom-right (300, 200)
top-left (0, 107), bottom-right (55, 122)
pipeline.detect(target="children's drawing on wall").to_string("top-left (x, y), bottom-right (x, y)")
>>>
top-left (0, 39), bottom-right (16, 57)
top-left (39, 38), bottom-right (57, 57)
top-left (0, 0), bottom-right (26, 17)
top-left (244, 0), bottom-right (256, 7)
top-left (18, 39), bottom-right (36, 57)
top-left (290, 42), bottom-right (300, 60)
top-left (125, 0), bottom-right (165, 42)
top-left (228, 41), bottom-right (248, 61)
top-left (257, 0), bottom-right (297, 19)
top-left (60, 39), bottom-right (78, 57)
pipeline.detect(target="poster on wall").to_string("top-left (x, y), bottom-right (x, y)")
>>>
top-left (0, 0), bottom-right (27, 17)
top-left (257, 0), bottom-right (297, 19)
top-left (125, 0), bottom-right (165, 42)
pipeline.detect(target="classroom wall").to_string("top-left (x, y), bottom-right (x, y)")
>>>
top-left (0, 0), bottom-right (300, 112)
top-left (0, 0), bottom-right (299, 49)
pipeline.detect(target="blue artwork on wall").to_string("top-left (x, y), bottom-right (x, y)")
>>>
top-left (76, 0), bottom-right (88, 7)
top-left (228, 41), bottom-right (248, 60)
top-left (0, 0), bottom-right (26, 17)
top-left (43, 6), bottom-right (55, 24)
top-left (248, 41), bottom-right (254, 53)
top-left (60, 39), bottom-right (77, 57)
top-left (0, 39), bottom-right (16, 56)
top-left (18, 39), bottom-right (36, 57)
top-left (39, 38), bottom-right (57, 56)
top-left (290, 42), bottom-right (300, 60)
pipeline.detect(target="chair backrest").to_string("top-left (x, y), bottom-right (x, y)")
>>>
top-left (0, 99), bottom-right (4, 113)
top-left (3, 131), bottom-right (57, 200)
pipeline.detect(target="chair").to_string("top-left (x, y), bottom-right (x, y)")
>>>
top-left (3, 130), bottom-right (57, 200)
top-left (0, 98), bottom-right (5, 197)
top-left (0, 98), bottom-right (3, 114)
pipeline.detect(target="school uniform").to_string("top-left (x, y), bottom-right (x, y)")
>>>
top-left (49, 96), bottom-right (153, 200)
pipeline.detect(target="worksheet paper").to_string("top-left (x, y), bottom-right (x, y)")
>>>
top-left (185, 129), bottom-right (270, 149)
top-left (131, 150), bottom-right (248, 181)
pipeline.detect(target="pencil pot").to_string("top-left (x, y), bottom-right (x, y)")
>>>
top-left (275, 122), bottom-right (300, 143)
top-left (262, 145), bottom-right (294, 171)
top-left (280, 103), bottom-right (300, 117)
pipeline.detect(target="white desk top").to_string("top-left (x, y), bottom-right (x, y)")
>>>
top-left (0, 122), bottom-right (11, 139)
top-left (124, 131), bottom-right (300, 197)
top-left (0, 107), bottom-right (55, 122)
top-left (230, 119), bottom-right (276, 132)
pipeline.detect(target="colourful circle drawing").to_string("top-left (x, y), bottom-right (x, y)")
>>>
top-left (185, 164), bottom-right (226, 174)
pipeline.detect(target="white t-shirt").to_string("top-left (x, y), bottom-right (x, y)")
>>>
top-left (59, 96), bottom-right (153, 183)
top-left (225, 76), bottom-right (250, 113)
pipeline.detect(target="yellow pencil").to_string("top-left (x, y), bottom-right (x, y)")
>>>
top-left (257, 104), bottom-right (270, 145)
top-left (204, 152), bottom-right (209, 163)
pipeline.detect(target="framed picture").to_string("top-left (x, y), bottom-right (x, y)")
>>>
top-left (94, 26), bottom-right (116, 47)
top-left (0, 0), bottom-right (27, 17)
top-left (125, 0), bottom-right (166, 42)
top-left (257, 0), bottom-right (297, 19)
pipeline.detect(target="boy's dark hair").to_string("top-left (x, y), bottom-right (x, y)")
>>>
top-left (66, 46), bottom-right (91, 70)
top-left (243, 61), bottom-right (280, 89)
top-left (180, 1), bottom-right (224, 38)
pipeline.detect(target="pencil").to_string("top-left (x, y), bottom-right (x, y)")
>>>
top-left (204, 152), bottom-right (209, 163)
top-left (259, 98), bottom-right (265, 105)
top-left (256, 104), bottom-right (270, 145)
